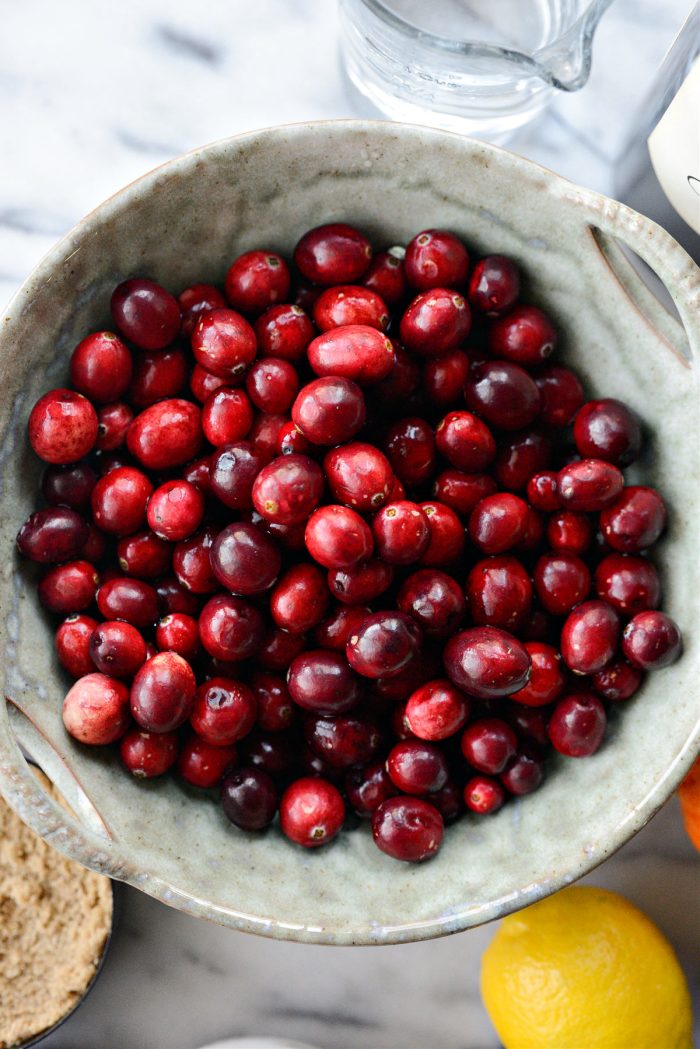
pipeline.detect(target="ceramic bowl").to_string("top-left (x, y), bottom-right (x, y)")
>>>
top-left (0, 121), bottom-right (698, 946)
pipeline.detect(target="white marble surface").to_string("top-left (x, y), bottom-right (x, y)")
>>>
top-left (1, 1), bottom-right (698, 1046)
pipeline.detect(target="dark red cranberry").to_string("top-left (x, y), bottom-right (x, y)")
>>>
top-left (221, 766), bottom-right (278, 830)
top-left (435, 411), bottom-right (496, 472)
top-left (372, 796), bottom-right (443, 862)
top-left (467, 556), bottom-right (532, 632)
top-left (308, 325), bottom-right (394, 385)
top-left (292, 376), bottom-right (366, 447)
top-left (405, 679), bottom-right (468, 741)
top-left (558, 459), bottom-right (624, 512)
top-left (254, 303), bottom-right (315, 361)
top-left (527, 471), bottom-right (560, 511)
top-left (277, 420), bottom-right (312, 457)
top-left (130, 651), bottom-right (196, 732)
top-left (535, 365), bottom-right (585, 427)
top-left (55, 614), bottom-right (97, 677)
top-left (522, 608), bottom-right (554, 643)
top-left (574, 398), bottom-right (642, 466)
top-left (622, 610), bottom-right (682, 670)
top-left (375, 649), bottom-right (440, 702)
top-left (256, 627), bottom-right (306, 672)
top-left (404, 229), bottom-right (469, 291)
top-left (252, 454), bottom-right (324, 526)
top-left (465, 360), bottom-right (540, 431)
top-left (62, 672), bottom-right (131, 745)
top-left (201, 387), bottom-right (254, 446)
top-left (328, 559), bottom-right (393, 605)
top-left (116, 530), bottom-right (170, 580)
top-left (252, 672), bottom-right (295, 732)
top-left (509, 641), bottom-right (565, 707)
top-left (346, 611), bottom-right (422, 679)
top-left (489, 305), bottom-right (557, 368)
top-left (198, 594), bottom-right (264, 662)
top-left (314, 604), bottom-right (372, 652)
top-left (592, 660), bottom-right (643, 702)
top-left (287, 649), bottom-right (361, 714)
top-left (547, 511), bottom-right (593, 554)
top-left (594, 553), bottom-right (660, 615)
top-left (561, 600), bottom-right (620, 674)
top-left (95, 402), bottom-right (134, 452)
top-left (294, 223), bottom-right (372, 285)
top-left (245, 360), bottom-right (299, 416)
top-left (111, 278), bottom-right (180, 350)
top-left (128, 346), bottom-right (188, 407)
top-left (190, 678), bottom-right (256, 745)
top-left (313, 284), bottom-right (388, 332)
top-left (464, 775), bottom-right (505, 814)
top-left (89, 620), bottom-right (147, 679)
top-left (155, 576), bottom-right (201, 617)
top-left (254, 513), bottom-right (307, 552)
top-left (279, 777), bottom-right (345, 847)
top-left (270, 563), bottom-right (329, 634)
top-left (146, 480), bottom-right (204, 542)
top-left (372, 501), bottom-right (430, 565)
top-left (362, 248), bottom-right (407, 306)
top-left (225, 250), bottom-right (290, 314)
top-left (70, 331), bottom-right (133, 403)
top-left (177, 735), bottom-right (237, 789)
top-left (173, 527), bottom-right (220, 594)
top-left (306, 714), bottom-right (382, 769)
top-left (190, 364), bottom-right (228, 403)
top-left (505, 703), bottom-right (549, 747)
top-left (96, 577), bottom-right (159, 628)
top-left (386, 740), bottom-right (448, 794)
top-left (370, 344), bottom-right (421, 407)
top-left (37, 560), bottom-right (99, 615)
top-left (80, 523), bottom-right (106, 564)
top-left (324, 442), bottom-right (393, 512)
top-left (461, 718), bottom-right (517, 774)
top-left (127, 399), bottom-right (202, 471)
top-left (468, 255), bottom-right (520, 316)
top-left (548, 691), bottom-right (607, 757)
top-left (433, 469), bottom-right (497, 517)
top-left (424, 350), bottom-right (470, 407)
top-left (397, 568), bottom-right (466, 638)
top-left (391, 701), bottom-right (415, 740)
top-left (305, 505), bottom-right (374, 570)
top-left (443, 626), bottom-right (531, 698)
top-left (468, 493), bottom-right (529, 554)
top-left (178, 283), bottom-right (227, 338)
top-left (95, 453), bottom-right (132, 476)
top-left (533, 551), bottom-right (591, 616)
top-left (210, 522), bottom-right (281, 596)
top-left (120, 728), bottom-right (179, 778)
top-left (207, 442), bottom-right (262, 511)
top-left (400, 288), bottom-right (471, 357)
top-left (191, 308), bottom-right (257, 381)
top-left (500, 745), bottom-right (545, 795)
top-left (345, 761), bottom-right (397, 817)
top-left (155, 613), bottom-right (200, 662)
top-left (599, 486), bottom-right (667, 552)
top-left (495, 430), bottom-right (552, 492)
top-left (430, 778), bottom-right (463, 822)
top-left (41, 462), bottom-right (97, 512)
top-left (384, 417), bottom-right (437, 487)
top-left (28, 388), bottom-right (98, 464)
top-left (16, 507), bottom-right (89, 566)
top-left (517, 507), bottom-right (545, 553)
top-left (237, 733), bottom-right (295, 780)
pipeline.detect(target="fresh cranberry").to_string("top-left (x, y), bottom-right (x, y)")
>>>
top-left (461, 718), bottom-right (517, 774)
top-left (155, 576), bottom-right (201, 617)
top-left (489, 305), bottom-right (557, 368)
top-left (328, 559), bottom-right (393, 606)
top-left (62, 672), bottom-right (131, 744)
top-left (433, 469), bottom-right (497, 517)
top-left (294, 223), bottom-right (372, 285)
top-left (546, 510), bottom-right (593, 554)
top-left (386, 740), bottom-right (448, 794)
top-left (252, 454), bottom-right (324, 525)
top-left (511, 642), bottom-right (565, 708)
top-left (221, 766), bottom-right (278, 830)
top-left (464, 775), bottom-right (505, 814)
top-left (384, 417), bottom-right (437, 487)
top-left (305, 505), bottom-right (374, 569)
top-left (391, 701), bottom-right (415, 740)
top-left (280, 776), bottom-right (345, 847)
top-left (183, 454), bottom-right (213, 493)
top-left (190, 364), bottom-right (228, 403)
top-left (465, 361), bottom-right (540, 431)
top-left (130, 651), bottom-right (196, 732)
top-left (574, 398), bottom-right (642, 466)
top-left (307, 325), bottom-right (394, 385)
top-left (201, 387), bottom-right (254, 446)
top-left (120, 728), bottom-right (179, 778)
top-left (189, 677), bottom-right (256, 746)
top-left (468, 256), bottom-right (520, 315)
top-left (517, 507), bottom-right (546, 554)
top-left (70, 331), bottom-right (133, 403)
top-left (91, 466), bottom-right (153, 536)
top-left (95, 402), bottom-right (134, 452)
top-left (55, 614), bottom-right (97, 677)
top-left (443, 626), bottom-right (530, 698)
top-left (254, 303), bottom-right (315, 361)
top-left (313, 284), bottom-right (388, 332)
top-left (527, 471), bottom-right (560, 511)
top-left (28, 388), bottom-right (98, 464)
top-left (37, 560), bottom-right (99, 615)
top-left (89, 620), bottom-right (147, 679)
top-left (506, 703), bottom-right (550, 748)
top-left (244, 365), bottom-right (297, 421)
top-left (191, 308), bottom-right (257, 381)
top-left (155, 613), bottom-right (200, 662)
top-left (435, 411), bottom-right (496, 472)
top-left (372, 796), bottom-right (443, 862)
top-left (314, 604), bottom-right (372, 652)
top-left (416, 502), bottom-right (464, 566)
top-left (287, 649), bottom-right (361, 714)
top-left (405, 680), bottom-right (468, 741)
top-left (111, 278), bottom-right (180, 350)
top-left (41, 463), bottom-right (97, 512)
top-left (206, 442), bottom-right (261, 510)
top-left (561, 600), bottom-right (620, 674)
top-left (346, 762), bottom-right (397, 817)
top-left (16, 507), bottom-right (89, 564)
top-left (251, 673), bottom-right (295, 732)
top-left (375, 649), bottom-right (440, 702)
top-left (400, 287), bottom-right (472, 357)
top-left (622, 610), bottom-right (682, 670)
top-left (466, 555), bottom-right (532, 631)
top-left (397, 568), bottom-right (466, 637)
top-left (323, 442), bottom-right (392, 512)
top-left (468, 493), bottom-right (529, 554)
top-left (404, 229), bottom-right (469, 291)
top-left (116, 530), bottom-right (170, 580)
top-left (372, 501), bottom-right (430, 565)
top-left (178, 283), bottom-right (227, 338)
top-left (177, 736), bottom-right (237, 789)
top-left (362, 248), bottom-right (407, 305)
top-left (599, 486), bottom-right (667, 552)
top-left (276, 420), bottom-right (311, 457)
top-left (346, 611), bottom-right (422, 679)
top-left (306, 714), bottom-right (382, 769)
top-left (535, 365), bottom-right (585, 428)
top-left (225, 250), bottom-right (290, 314)
top-left (270, 563), bottom-right (329, 634)
top-left (495, 431), bottom-right (552, 492)
top-left (548, 691), bottom-right (607, 757)
top-left (424, 350), bottom-right (470, 407)
top-left (95, 453), bottom-right (132, 476)
top-left (292, 376), bottom-right (366, 447)
top-left (594, 553), bottom-right (660, 615)
top-left (430, 778), bottom-right (463, 821)
top-left (198, 594), bottom-right (264, 662)
top-left (533, 551), bottom-right (591, 616)
top-left (370, 344), bottom-right (421, 407)
top-left (173, 527), bottom-right (220, 594)
top-left (500, 745), bottom-right (545, 795)
top-left (592, 660), bottom-right (643, 702)
top-left (558, 459), bottom-right (624, 512)
top-left (127, 399), bottom-right (202, 470)
top-left (146, 480), bottom-right (205, 542)
top-left (254, 513), bottom-right (307, 552)
top-left (237, 733), bottom-right (295, 779)
top-left (96, 577), bottom-right (158, 628)
top-left (210, 522), bottom-right (281, 596)
top-left (128, 346), bottom-right (188, 407)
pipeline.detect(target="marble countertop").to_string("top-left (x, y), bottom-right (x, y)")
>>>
top-left (1, 1), bottom-right (698, 1046)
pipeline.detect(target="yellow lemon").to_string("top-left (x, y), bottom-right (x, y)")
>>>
top-left (480, 885), bottom-right (693, 1049)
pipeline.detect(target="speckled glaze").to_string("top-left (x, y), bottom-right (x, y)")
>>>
top-left (0, 121), bottom-right (698, 946)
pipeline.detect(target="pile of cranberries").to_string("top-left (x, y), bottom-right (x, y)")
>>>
top-left (16, 222), bottom-right (682, 863)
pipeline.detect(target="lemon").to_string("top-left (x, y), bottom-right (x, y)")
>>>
top-left (480, 885), bottom-right (693, 1049)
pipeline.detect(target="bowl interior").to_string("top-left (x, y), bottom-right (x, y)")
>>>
top-left (1, 122), bottom-right (699, 945)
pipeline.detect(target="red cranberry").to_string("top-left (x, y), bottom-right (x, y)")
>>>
top-left (468, 493), bottom-right (529, 554)
top-left (443, 626), bottom-right (531, 698)
top-left (430, 778), bottom-right (463, 822)
top-left (292, 376), bottom-right (366, 447)
top-left (16, 508), bottom-right (89, 564)
top-left (574, 398), bottom-right (642, 466)
top-left (155, 576), bottom-right (201, 617)
top-left (128, 346), bottom-right (188, 407)
top-left (400, 288), bottom-right (471, 357)
top-left (206, 442), bottom-right (261, 510)
top-left (308, 325), bottom-right (394, 385)
top-left (467, 555), bottom-right (532, 632)
top-left (346, 611), bottom-right (422, 679)
top-left (210, 522), bottom-right (281, 596)
top-left (270, 563), bottom-right (329, 634)
top-left (594, 553), bottom-right (660, 615)
top-left (416, 501), bottom-right (463, 566)
top-left (489, 305), bottom-right (557, 368)
top-left (28, 388), bottom-right (98, 464)
top-left (190, 366), bottom-right (228, 405)
top-left (548, 691), bottom-right (607, 757)
top-left (146, 480), bottom-right (204, 542)
top-left (346, 762), bottom-right (397, 817)
top-left (245, 362), bottom-right (298, 418)
top-left (190, 678), bottom-right (256, 746)
top-left (127, 399), bottom-right (202, 470)
top-left (558, 459), bottom-right (624, 512)
top-left (384, 417), bottom-right (437, 487)
top-left (500, 745), bottom-right (545, 795)
top-left (248, 412), bottom-right (288, 460)
top-left (324, 442), bottom-right (393, 512)
top-left (495, 430), bottom-right (552, 492)
top-left (277, 421), bottom-right (312, 457)
top-left (405, 680), bottom-right (468, 741)
top-left (287, 649), bottom-right (361, 714)
top-left (362, 248), bottom-right (407, 306)
top-left (461, 718), bottom-right (517, 774)
top-left (314, 604), bottom-right (372, 652)
top-left (373, 501), bottom-right (430, 565)
top-left (116, 530), bottom-right (170, 580)
top-left (294, 223), bottom-right (372, 285)
top-left (70, 331), bottom-right (133, 403)
top-left (424, 350), bottom-right (470, 407)
top-left (177, 735), bottom-right (237, 789)
top-left (155, 613), bottom-right (200, 662)
top-left (435, 411), bottom-right (496, 472)
top-left (55, 614), bottom-right (97, 677)
top-left (198, 594), bottom-right (265, 662)
top-left (328, 559), bottom-right (393, 605)
top-left (465, 361), bottom-right (540, 431)
top-left (225, 250), bottom-right (290, 314)
top-left (305, 505), bottom-right (374, 570)
top-left (111, 278), bottom-right (180, 350)
top-left (517, 507), bottom-right (546, 554)
top-left (255, 514), bottom-right (307, 552)
top-left (120, 728), bottom-right (179, 778)
top-left (433, 469), bottom-right (497, 517)
top-left (191, 308), bottom-right (257, 381)
top-left (313, 284), bottom-right (388, 332)
top-left (201, 387), bottom-right (254, 446)
top-left (38, 560), bottom-right (99, 615)
top-left (280, 777), bottom-right (345, 847)
top-left (252, 454), bottom-right (324, 526)
top-left (510, 642), bottom-right (565, 707)
top-left (527, 471), bottom-right (560, 511)
top-left (622, 610), bottom-right (682, 670)
top-left (130, 651), bottom-right (196, 732)
top-left (89, 620), bottom-right (148, 679)
top-left (254, 303), bottom-right (315, 361)
top-left (547, 510), bottom-right (593, 554)
top-left (468, 255), bottom-right (520, 315)
top-left (599, 486), bottom-right (667, 552)
top-left (42, 463), bottom-right (97, 512)
top-left (506, 702), bottom-right (549, 747)
top-left (306, 714), bottom-right (382, 769)
top-left (221, 766), bottom-right (278, 830)
top-left (404, 229), bottom-right (469, 291)
top-left (95, 402), bottom-right (134, 452)
top-left (62, 672), bottom-right (131, 744)
top-left (376, 649), bottom-right (440, 702)
top-left (372, 796), bottom-right (443, 862)
top-left (535, 365), bottom-right (585, 428)
top-left (252, 673), bottom-right (295, 732)
top-left (592, 660), bottom-right (643, 702)
top-left (397, 568), bottom-right (466, 638)
top-left (386, 740), bottom-right (448, 794)
top-left (178, 283), bottom-right (227, 338)
top-left (255, 628), bottom-right (305, 674)
top-left (561, 600), bottom-right (620, 674)
top-left (464, 775), bottom-right (505, 815)
top-left (97, 577), bottom-right (159, 628)
top-left (533, 551), bottom-right (591, 616)
top-left (173, 527), bottom-right (220, 594)
top-left (91, 466), bottom-right (153, 536)
top-left (371, 344), bottom-right (421, 406)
